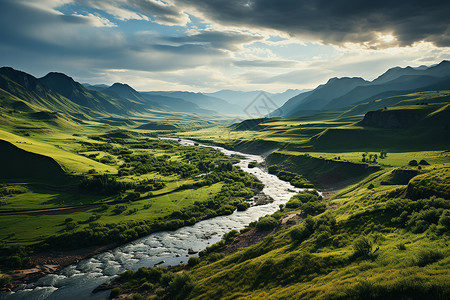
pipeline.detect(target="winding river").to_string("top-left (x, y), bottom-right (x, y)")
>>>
top-left (3, 138), bottom-right (301, 300)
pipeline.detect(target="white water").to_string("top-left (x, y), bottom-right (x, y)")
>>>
top-left (2, 138), bottom-right (301, 300)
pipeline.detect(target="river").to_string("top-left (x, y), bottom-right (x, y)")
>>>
top-left (2, 138), bottom-right (301, 300)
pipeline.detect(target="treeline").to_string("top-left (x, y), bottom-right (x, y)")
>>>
top-left (42, 168), bottom-right (263, 250)
top-left (78, 174), bottom-right (166, 196)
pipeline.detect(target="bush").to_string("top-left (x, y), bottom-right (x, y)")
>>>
top-left (65, 222), bottom-right (76, 230)
top-left (419, 159), bottom-right (430, 165)
top-left (110, 287), bottom-right (121, 298)
top-left (248, 161), bottom-right (257, 168)
top-left (408, 160), bottom-right (418, 166)
top-left (112, 205), bottom-right (127, 215)
top-left (256, 216), bottom-right (278, 231)
top-left (353, 236), bottom-right (373, 257)
top-left (0, 275), bottom-right (11, 288)
top-left (188, 256), bottom-right (200, 267)
top-left (236, 202), bottom-right (250, 211)
top-left (415, 249), bottom-right (444, 267)
top-left (301, 201), bottom-right (326, 216)
top-left (397, 243), bottom-right (406, 250)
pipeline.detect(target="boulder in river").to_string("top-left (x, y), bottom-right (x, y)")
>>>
top-left (154, 260), bottom-right (165, 266)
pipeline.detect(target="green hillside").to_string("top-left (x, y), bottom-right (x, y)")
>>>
top-left (0, 139), bottom-right (67, 183)
top-left (112, 166), bottom-right (450, 300)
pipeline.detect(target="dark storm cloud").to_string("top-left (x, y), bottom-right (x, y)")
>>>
top-left (0, 0), bottom-right (243, 77)
top-left (176, 0), bottom-right (450, 47)
top-left (127, 0), bottom-right (188, 25)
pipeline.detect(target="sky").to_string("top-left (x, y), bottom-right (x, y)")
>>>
top-left (1, 0), bottom-right (449, 92)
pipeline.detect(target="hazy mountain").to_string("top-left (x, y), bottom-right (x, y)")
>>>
top-left (140, 92), bottom-right (216, 115)
top-left (82, 83), bottom-right (109, 92)
top-left (207, 89), bottom-right (304, 109)
top-left (271, 77), bottom-right (369, 117)
top-left (144, 91), bottom-right (241, 115)
top-left (103, 83), bottom-right (146, 103)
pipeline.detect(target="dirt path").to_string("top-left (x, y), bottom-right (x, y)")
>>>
top-left (0, 204), bottom-right (102, 216)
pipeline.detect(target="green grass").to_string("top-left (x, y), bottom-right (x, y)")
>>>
top-left (278, 150), bottom-right (450, 168)
top-left (0, 129), bottom-right (117, 174)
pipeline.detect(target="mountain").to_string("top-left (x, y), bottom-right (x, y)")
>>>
top-left (39, 72), bottom-right (137, 115)
top-left (140, 92), bottom-right (216, 115)
top-left (144, 91), bottom-right (241, 115)
top-left (0, 67), bottom-right (93, 118)
top-left (103, 83), bottom-right (146, 103)
top-left (207, 89), bottom-right (303, 110)
top-left (271, 77), bottom-right (369, 117)
top-left (84, 82), bottom-right (217, 115)
top-left (274, 60), bottom-right (450, 117)
top-left (82, 83), bottom-right (109, 92)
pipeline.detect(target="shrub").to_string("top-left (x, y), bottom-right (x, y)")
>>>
top-left (236, 202), bottom-right (250, 211)
top-left (301, 201), bottom-right (326, 216)
top-left (112, 205), bottom-right (127, 215)
top-left (415, 250), bottom-right (444, 267)
top-left (256, 216), bottom-right (278, 231)
top-left (353, 236), bottom-right (373, 257)
top-left (419, 159), bottom-right (430, 165)
top-left (65, 222), bottom-right (76, 230)
top-left (397, 243), bottom-right (406, 250)
top-left (285, 199), bottom-right (302, 209)
top-left (408, 160), bottom-right (418, 166)
top-left (223, 229), bottom-right (239, 242)
top-left (188, 256), bottom-right (200, 267)
top-left (110, 287), bottom-right (121, 298)
top-left (248, 161), bottom-right (257, 168)
top-left (0, 275), bottom-right (11, 288)
top-left (290, 223), bottom-right (313, 242)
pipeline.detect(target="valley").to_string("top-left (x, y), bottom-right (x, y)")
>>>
top-left (0, 61), bottom-right (449, 300)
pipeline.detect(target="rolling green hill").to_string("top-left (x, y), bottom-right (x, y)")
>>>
top-left (0, 139), bottom-right (68, 183)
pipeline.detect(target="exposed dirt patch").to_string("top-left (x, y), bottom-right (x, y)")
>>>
top-left (218, 212), bottom-right (304, 254)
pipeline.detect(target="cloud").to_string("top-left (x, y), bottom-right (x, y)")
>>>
top-left (233, 59), bottom-right (296, 68)
top-left (163, 30), bottom-right (263, 51)
top-left (73, 0), bottom-right (188, 25)
top-left (72, 13), bottom-right (117, 27)
top-left (174, 0), bottom-right (450, 48)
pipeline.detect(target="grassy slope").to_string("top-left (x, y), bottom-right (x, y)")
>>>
top-left (114, 166), bottom-right (450, 300)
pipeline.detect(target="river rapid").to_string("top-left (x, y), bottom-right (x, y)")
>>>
top-left (3, 138), bottom-right (301, 300)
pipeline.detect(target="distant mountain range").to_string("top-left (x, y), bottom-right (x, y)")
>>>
top-left (1, 67), bottom-right (280, 119)
top-left (2, 61), bottom-right (449, 121)
top-left (206, 89), bottom-right (305, 110)
top-left (271, 60), bottom-right (450, 117)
